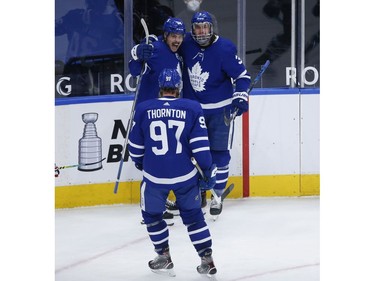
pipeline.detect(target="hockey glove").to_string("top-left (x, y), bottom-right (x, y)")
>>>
top-left (134, 162), bottom-right (143, 171)
top-left (131, 43), bottom-right (153, 62)
top-left (231, 91), bottom-right (249, 116)
top-left (198, 164), bottom-right (217, 191)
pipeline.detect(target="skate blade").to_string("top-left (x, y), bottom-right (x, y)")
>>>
top-left (151, 268), bottom-right (176, 277)
top-left (141, 220), bottom-right (174, 227)
top-left (198, 267), bottom-right (217, 280)
top-left (207, 274), bottom-right (218, 280)
top-left (166, 209), bottom-right (180, 216)
top-left (200, 273), bottom-right (217, 280)
top-left (162, 212), bottom-right (174, 219)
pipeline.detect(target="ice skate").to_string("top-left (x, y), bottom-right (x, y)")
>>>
top-left (165, 199), bottom-right (180, 215)
top-left (209, 195), bottom-right (223, 218)
top-left (209, 184), bottom-right (234, 220)
top-left (148, 249), bottom-right (176, 277)
top-left (162, 210), bottom-right (174, 219)
top-left (197, 252), bottom-right (217, 279)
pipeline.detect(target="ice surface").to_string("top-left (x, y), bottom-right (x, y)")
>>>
top-left (56, 197), bottom-right (319, 281)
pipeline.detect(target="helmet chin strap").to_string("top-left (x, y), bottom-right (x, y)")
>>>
top-left (193, 33), bottom-right (214, 47)
top-left (196, 36), bottom-right (211, 46)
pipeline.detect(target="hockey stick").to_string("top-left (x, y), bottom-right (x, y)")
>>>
top-left (221, 183), bottom-right (234, 200)
top-left (224, 59), bottom-right (271, 126)
top-left (191, 157), bottom-right (221, 205)
top-left (114, 18), bottom-right (149, 194)
top-left (57, 158), bottom-right (106, 170)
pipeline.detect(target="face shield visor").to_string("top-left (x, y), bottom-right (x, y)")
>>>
top-left (192, 22), bottom-right (213, 46)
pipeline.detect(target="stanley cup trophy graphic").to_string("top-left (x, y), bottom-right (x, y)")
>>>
top-left (78, 113), bottom-right (103, 171)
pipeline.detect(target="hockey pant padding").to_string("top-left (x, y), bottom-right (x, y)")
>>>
top-left (174, 183), bottom-right (201, 212)
top-left (142, 211), bottom-right (169, 255)
top-left (205, 110), bottom-right (234, 150)
top-left (141, 180), bottom-right (170, 214)
top-left (187, 220), bottom-right (212, 257)
top-left (211, 150), bottom-right (230, 192)
top-left (180, 207), bottom-right (205, 225)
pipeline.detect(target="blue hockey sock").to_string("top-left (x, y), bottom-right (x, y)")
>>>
top-left (187, 220), bottom-right (212, 256)
top-left (214, 165), bottom-right (229, 192)
top-left (211, 150), bottom-right (230, 192)
top-left (143, 213), bottom-right (169, 254)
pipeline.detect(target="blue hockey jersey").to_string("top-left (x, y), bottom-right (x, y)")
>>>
top-left (128, 40), bottom-right (183, 104)
top-left (179, 33), bottom-right (251, 114)
top-left (128, 97), bottom-right (212, 188)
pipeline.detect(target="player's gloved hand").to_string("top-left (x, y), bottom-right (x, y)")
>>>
top-left (131, 43), bottom-right (153, 62)
top-left (134, 162), bottom-right (143, 171)
top-left (140, 34), bottom-right (159, 44)
top-left (198, 164), bottom-right (217, 191)
top-left (231, 91), bottom-right (249, 116)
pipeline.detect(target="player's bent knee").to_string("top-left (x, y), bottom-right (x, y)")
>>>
top-left (142, 210), bottom-right (164, 225)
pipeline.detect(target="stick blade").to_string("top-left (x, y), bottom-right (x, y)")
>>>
top-left (221, 183), bottom-right (235, 200)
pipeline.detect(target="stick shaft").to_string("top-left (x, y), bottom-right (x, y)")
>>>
top-left (225, 60), bottom-right (271, 125)
top-left (58, 158), bottom-right (106, 169)
top-left (191, 157), bottom-right (221, 203)
top-left (250, 59), bottom-right (270, 91)
top-left (114, 18), bottom-right (149, 194)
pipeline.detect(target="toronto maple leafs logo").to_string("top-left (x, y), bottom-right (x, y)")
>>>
top-left (188, 62), bottom-right (209, 92)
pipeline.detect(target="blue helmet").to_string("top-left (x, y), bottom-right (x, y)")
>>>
top-left (158, 68), bottom-right (181, 89)
top-left (191, 11), bottom-right (213, 25)
top-left (163, 17), bottom-right (186, 36)
top-left (191, 11), bottom-right (214, 46)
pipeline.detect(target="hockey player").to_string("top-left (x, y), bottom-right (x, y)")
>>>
top-left (177, 11), bottom-right (251, 216)
top-left (128, 68), bottom-right (218, 277)
top-left (129, 17), bottom-right (188, 219)
top-left (128, 17), bottom-right (185, 104)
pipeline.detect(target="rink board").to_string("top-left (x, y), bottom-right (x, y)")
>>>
top-left (55, 89), bottom-right (320, 208)
top-left (55, 174), bottom-right (319, 208)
